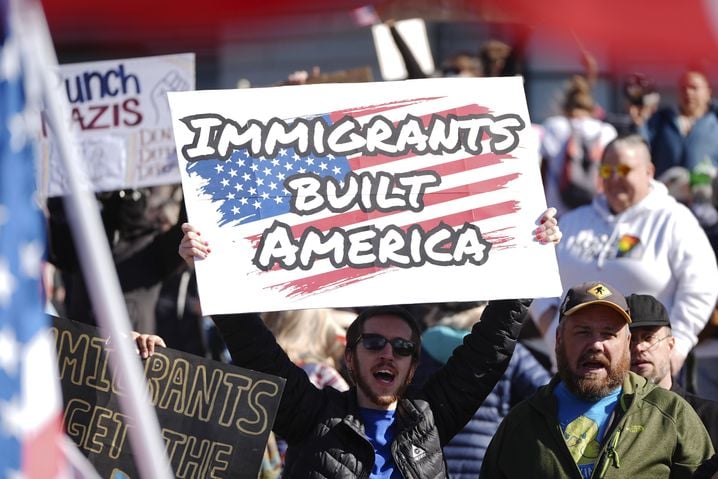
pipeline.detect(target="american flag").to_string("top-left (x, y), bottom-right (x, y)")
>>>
top-left (350, 5), bottom-right (380, 27)
top-left (0, 1), bottom-right (66, 477)
top-left (186, 95), bottom-right (524, 301)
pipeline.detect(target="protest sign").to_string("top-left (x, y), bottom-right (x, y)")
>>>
top-left (372, 19), bottom-right (435, 80)
top-left (50, 316), bottom-right (284, 479)
top-left (39, 53), bottom-right (195, 197)
top-left (168, 76), bottom-right (562, 315)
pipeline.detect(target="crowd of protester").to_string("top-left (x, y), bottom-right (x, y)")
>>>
top-left (44, 25), bottom-right (718, 479)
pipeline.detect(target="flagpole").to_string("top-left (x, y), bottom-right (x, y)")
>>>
top-left (15, 2), bottom-right (174, 478)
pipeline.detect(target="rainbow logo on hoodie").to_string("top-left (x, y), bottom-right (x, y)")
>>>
top-left (616, 234), bottom-right (642, 258)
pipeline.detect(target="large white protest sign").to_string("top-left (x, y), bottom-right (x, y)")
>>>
top-left (39, 53), bottom-right (195, 197)
top-left (168, 77), bottom-right (561, 314)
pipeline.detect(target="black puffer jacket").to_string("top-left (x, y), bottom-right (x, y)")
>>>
top-left (213, 299), bottom-right (528, 479)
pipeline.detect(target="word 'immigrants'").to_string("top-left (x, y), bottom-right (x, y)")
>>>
top-left (180, 112), bottom-right (525, 161)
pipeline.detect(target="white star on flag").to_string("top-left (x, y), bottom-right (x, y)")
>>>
top-left (19, 241), bottom-right (42, 279)
top-left (0, 260), bottom-right (16, 307)
top-left (0, 328), bottom-right (19, 375)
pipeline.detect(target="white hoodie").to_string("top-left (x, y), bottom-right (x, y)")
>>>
top-left (533, 180), bottom-right (718, 360)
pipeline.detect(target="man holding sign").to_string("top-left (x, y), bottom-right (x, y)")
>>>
top-left (167, 77), bottom-right (562, 314)
top-left (177, 210), bottom-right (560, 479)
top-left (168, 76), bottom-right (564, 477)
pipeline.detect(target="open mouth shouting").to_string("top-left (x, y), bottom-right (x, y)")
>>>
top-left (372, 363), bottom-right (397, 386)
top-left (578, 355), bottom-right (610, 376)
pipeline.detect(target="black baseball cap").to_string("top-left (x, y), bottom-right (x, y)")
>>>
top-left (626, 294), bottom-right (671, 329)
top-left (559, 281), bottom-right (631, 324)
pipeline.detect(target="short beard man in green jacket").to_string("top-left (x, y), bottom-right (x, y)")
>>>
top-left (481, 281), bottom-right (714, 479)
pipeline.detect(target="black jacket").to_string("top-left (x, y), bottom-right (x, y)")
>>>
top-left (213, 299), bottom-right (527, 479)
top-left (47, 191), bottom-right (186, 332)
top-left (671, 383), bottom-right (718, 451)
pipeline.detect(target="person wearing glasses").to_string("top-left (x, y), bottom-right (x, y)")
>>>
top-left (627, 293), bottom-right (718, 449)
top-left (176, 209), bottom-right (561, 479)
top-left (530, 134), bottom-right (718, 375)
top-left (481, 281), bottom-right (713, 479)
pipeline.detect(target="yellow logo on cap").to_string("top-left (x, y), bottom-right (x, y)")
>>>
top-left (587, 284), bottom-right (611, 299)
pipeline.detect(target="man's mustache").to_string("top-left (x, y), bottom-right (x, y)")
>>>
top-left (579, 353), bottom-right (610, 368)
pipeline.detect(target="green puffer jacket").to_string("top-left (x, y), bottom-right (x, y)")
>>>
top-left (481, 372), bottom-right (714, 479)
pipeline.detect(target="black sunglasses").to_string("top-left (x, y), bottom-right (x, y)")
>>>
top-left (356, 333), bottom-right (416, 357)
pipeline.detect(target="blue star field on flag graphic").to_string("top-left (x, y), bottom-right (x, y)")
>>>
top-left (186, 116), bottom-right (352, 226)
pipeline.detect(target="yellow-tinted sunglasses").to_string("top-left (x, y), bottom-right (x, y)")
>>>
top-left (599, 164), bottom-right (632, 179)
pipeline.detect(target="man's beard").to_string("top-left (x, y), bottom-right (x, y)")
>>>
top-left (350, 357), bottom-right (412, 408)
top-left (557, 342), bottom-right (629, 401)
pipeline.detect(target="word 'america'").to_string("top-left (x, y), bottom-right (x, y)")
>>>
top-left (253, 221), bottom-right (493, 271)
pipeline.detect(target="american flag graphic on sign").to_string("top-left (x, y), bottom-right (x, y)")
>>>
top-left (170, 78), bottom-right (562, 314)
top-left (187, 114), bottom-right (352, 227)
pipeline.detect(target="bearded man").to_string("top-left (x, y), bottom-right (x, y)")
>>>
top-left (481, 281), bottom-right (713, 479)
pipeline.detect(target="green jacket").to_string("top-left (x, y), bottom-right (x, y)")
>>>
top-left (480, 372), bottom-right (714, 479)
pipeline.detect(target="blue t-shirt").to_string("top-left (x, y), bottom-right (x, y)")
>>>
top-left (554, 382), bottom-right (622, 479)
top-left (359, 407), bottom-right (400, 479)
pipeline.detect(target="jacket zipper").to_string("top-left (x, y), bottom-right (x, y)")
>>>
top-left (592, 427), bottom-right (622, 479)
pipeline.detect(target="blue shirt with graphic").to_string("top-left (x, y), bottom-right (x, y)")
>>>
top-left (554, 382), bottom-right (622, 479)
top-left (359, 407), bottom-right (400, 479)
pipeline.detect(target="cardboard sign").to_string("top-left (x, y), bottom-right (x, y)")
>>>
top-left (51, 316), bottom-right (285, 479)
top-left (168, 77), bottom-right (562, 315)
top-left (371, 19), bottom-right (435, 80)
top-left (39, 53), bottom-right (195, 197)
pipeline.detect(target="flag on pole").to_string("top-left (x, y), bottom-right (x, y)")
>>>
top-left (0, 0), bottom-right (66, 477)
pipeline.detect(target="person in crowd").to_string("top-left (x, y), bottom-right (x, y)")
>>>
top-left (263, 308), bottom-right (351, 392)
top-left (608, 73), bottom-right (661, 135)
top-left (657, 165), bottom-right (718, 264)
top-left (540, 75), bottom-right (617, 216)
top-left (478, 39), bottom-right (518, 78)
top-left (439, 52), bottom-right (482, 78)
top-left (412, 303), bottom-right (550, 478)
top-left (47, 187), bottom-right (186, 333)
top-left (131, 330), bottom-right (167, 358)
top-left (531, 134), bottom-right (718, 374)
top-left (176, 209), bottom-right (561, 479)
top-left (627, 293), bottom-right (718, 449)
top-left (644, 69), bottom-right (718, 179)
top-left (386, 20), bottom-right (520, 80)
top-left (154, 267), bottom-right (207, 357)
top-left (694, 453), bottom-right (718, 479)
top-left (482, 281), bottom-right (714, 478)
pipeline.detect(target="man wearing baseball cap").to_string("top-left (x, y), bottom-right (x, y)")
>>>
top-left (628, 293), bottom-right (718, 449)
top-left (481, 281), bottom-right (713, 478)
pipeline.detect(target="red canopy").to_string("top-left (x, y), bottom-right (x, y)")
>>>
top-left (42, 0), bottom-right (718, 70)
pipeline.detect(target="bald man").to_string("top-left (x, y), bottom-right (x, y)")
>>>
top-left (645, 70), bottom-right (718, 178)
